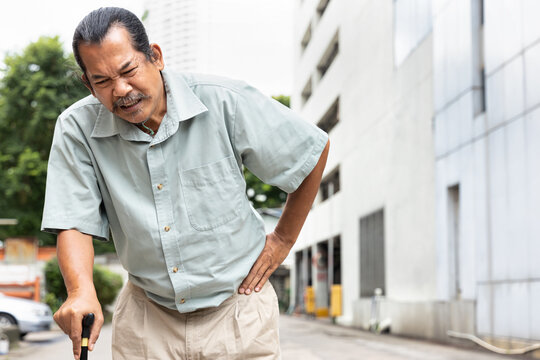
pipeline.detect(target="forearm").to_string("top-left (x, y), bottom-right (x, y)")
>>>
top-left (57, 229), bottom-right (96, 295)
top-left (238, 140), bottom-right (329, 294)
top-left (55, 230), bottom-right (103, 358)
top-left (274, 139), bottom-right (330, 245)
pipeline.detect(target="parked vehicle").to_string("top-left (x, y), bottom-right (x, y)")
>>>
top-left (0, 293), bottom-right (53, 338)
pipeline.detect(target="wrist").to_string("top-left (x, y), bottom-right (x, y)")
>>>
top-left (273, 228), bottom-right (296, 247)
top-left (67, 284), bottom-right (97, 297)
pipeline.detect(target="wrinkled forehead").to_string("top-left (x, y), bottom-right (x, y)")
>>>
top-left (78, 26), bottom-right (142, 75)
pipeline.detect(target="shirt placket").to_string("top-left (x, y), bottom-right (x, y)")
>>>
top-left (146, 142), bottom-right (189, 310)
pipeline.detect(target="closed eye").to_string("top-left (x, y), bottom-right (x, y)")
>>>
top-left (123, 67), bottom-right (137, 75)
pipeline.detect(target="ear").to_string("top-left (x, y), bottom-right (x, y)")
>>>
top-left (149, 43), bottom-right (165, 70)
top-left (82, 74), bottom-right (96, 97)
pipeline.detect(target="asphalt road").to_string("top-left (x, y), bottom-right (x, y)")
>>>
top-left (279, 316), bottom-right (522, 360)
top-left (1, 315), bottom-right (524, 360)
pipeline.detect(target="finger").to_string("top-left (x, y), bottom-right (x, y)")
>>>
top-left (255, 266), bottom-right (275, 292)
top-left (53, 311), bottom-right (64, 332)
top-left (239, 259), bottom-right (264, 294)
top-left (89, 313), bottom-right (104, 351)
top-left (54, 308), bottom-right (69, 333)
top-left (245, 258), bottom-right (271, 294)
top-left (69, 313), bottom-right (83, 359)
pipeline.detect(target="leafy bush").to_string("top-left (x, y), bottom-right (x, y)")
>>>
top-left (44, 258), bottom-right (67, 307)
top-left (92, 263), bottom-right (123, 308)
top-left (44, 257), bottom-right (123, 318)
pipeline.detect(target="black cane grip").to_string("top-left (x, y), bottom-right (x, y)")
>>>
top-left (81, 313), bottom-right (94, 360)
top-left (82, 313), bottom-right (95, 338)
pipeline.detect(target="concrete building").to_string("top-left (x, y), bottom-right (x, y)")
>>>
top-left (142, 0), bottom-right (294, 96)
top-left (291, 0), bottom-right (540, 347)
top-left (143, 0), bottom-right (198, 72)
top-left (433, 0), bottom-right (540, 345)
top-left (291, 0), bottom-right (437, 333)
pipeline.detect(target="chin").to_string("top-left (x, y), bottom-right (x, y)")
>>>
top-left (116, 111), bottom-right (146, 125)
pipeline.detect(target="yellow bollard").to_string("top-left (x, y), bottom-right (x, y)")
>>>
top-left (316, 307), bottom-right (329, 317)
top-left (330, 284), bottom-right (342, 317)
top-left (305, 286), bottom-right (315, 314)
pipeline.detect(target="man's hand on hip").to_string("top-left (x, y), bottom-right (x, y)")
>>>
top-left (239, 231), bottom-right (293, 295)
top-left (53, 289), bottom-right (103, 360)
top-left (238, 140), bottom-right (330, 296)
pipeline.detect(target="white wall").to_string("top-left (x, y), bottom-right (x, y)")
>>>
top-left (292, 0), bottom-right (437, 326)
top-left (293, 0), bottom-right (540, 343)
top-left (433, 0), bottom-right (540, 341)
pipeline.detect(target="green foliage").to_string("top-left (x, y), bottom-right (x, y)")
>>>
top-left (93, 238), bottom-right (117, 255)
top-left (141, 9), bottom-right (149, 22)
top-left (44, 258), bottom-right (68, 307)
top-left (243, 95), bottom-right (291, 209)
top-left (43, 292), bottom-right (63, 314)
top-left (92, 263), bottom-right (124, 308)
top-left (0, 36), bottom-right (89, 245)
top-left (272, 94), bottom-right (290, 108)
top-left (44, 257), bottom-right (123, 317)
top-left (243, 168), bottom-right (288, 208)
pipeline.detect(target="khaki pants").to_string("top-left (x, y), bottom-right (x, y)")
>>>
top-left (112, 281), bottom-right (281, 359)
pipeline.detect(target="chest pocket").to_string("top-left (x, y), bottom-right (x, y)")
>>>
top-left (180, 156), bottom-right (244, 231)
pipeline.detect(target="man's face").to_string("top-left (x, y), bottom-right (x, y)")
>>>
top-left (79, 26), bottom-right (166, 128)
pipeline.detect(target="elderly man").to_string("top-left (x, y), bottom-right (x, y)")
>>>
top-left (42, 7), bottom-right (328, 360)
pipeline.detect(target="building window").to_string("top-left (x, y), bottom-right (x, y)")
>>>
top-left (317, 31), bottom-right (339, 79)
top-left (359, 209), bottom-right (385, 298)
top-left (307, 247), bottom-right (313, 287)
top-left (316, 0), bottom-right (330, 19)
top-left (473, 0), bottom-right (485, 116)
top-left (301, 22), bottom-right (312, 52)
top-left (320, 167), bottom-right (340, 201)
top-left (301, 77), bottom-right (313, 105)
top-left (318, 97), bottom-right (339, 133)
top-left (394, 0), bottom-right (432, 66)
top-left (331, 235), bottom-right (341, 285)
top-left (447, 184), bottom-right (462, 299)
top-left (294, 251), bottom-right (304, 309)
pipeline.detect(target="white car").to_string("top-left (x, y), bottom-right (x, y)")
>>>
top-left (0, 293), bottom-right (53, 337)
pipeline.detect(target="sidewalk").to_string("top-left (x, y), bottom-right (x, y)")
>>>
top-left (2, 315), bottom-right (529, 359)
top-left (279, 315), bottom-right (526, 360)
top-left (0, 325), bottom-right (112, 360)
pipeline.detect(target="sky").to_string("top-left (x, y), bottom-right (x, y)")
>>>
top-left (0, 0), bottom-right (294, 96)
top-left (0, 0), bottom-right (145, 57)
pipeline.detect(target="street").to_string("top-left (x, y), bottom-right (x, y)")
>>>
top-left (1, 315), bottom-right (523, 360)
top-left (279, 316), bottom-right (522, 360)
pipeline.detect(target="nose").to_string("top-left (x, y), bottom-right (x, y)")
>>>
top-left (112, 77), bottom-right (133, 97)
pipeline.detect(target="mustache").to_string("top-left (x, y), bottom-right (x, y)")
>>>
top-left (112, 93), bottom-right (150, 111)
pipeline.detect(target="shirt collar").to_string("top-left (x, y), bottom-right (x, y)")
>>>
top-left (162, 69), bottom-right (208, 122)
top-left (91, 69), bottom-right (208, 140)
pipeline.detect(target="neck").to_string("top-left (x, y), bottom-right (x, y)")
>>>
top-left (138, 81), bottom-right (167, 135)
top-left (137, 121), bottom-right (156, 136)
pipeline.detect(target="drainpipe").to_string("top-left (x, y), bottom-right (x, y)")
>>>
top-left (447, 331), bottom-right (540, 355)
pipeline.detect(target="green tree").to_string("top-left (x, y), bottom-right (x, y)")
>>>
top-left (243, 95), bottom-right (290, 209)
top-left (0, 36), bottom-right (89, 245)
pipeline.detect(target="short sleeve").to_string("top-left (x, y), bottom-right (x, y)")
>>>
top-left (41, 116), bottom-right (109, 241)
top-left (233, 82), bottom-right (328, 193)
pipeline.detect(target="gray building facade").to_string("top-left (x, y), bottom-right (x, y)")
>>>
top-left (292, 0), bottom-right (540, 349)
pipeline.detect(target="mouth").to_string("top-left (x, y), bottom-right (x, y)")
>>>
top-left (113, 93), bottom-right (150, 114)
top-left (119, 98), bottom-right (143, 113)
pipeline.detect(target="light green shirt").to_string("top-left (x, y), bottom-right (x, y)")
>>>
top-left (41, 69), bottom-right (328, 312)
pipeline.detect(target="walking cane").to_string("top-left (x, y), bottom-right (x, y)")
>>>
top-left (81, 313), bottom-right (94, 360)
